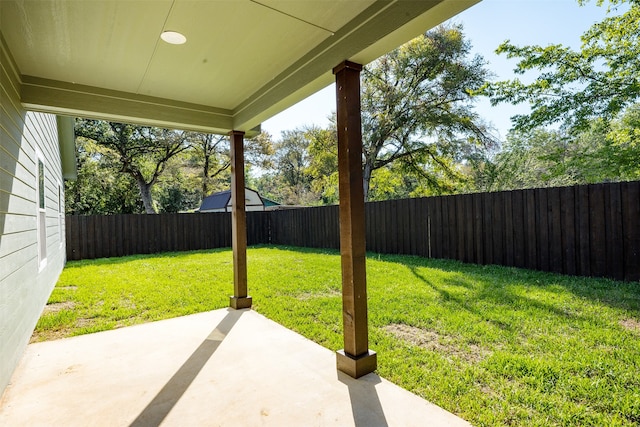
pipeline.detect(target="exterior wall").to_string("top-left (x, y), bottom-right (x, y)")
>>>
top-left (0, 41), bottom-right (66, 394)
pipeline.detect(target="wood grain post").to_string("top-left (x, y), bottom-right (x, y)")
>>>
top-left (333, 60), bottom-right (377, 378)
top-left (229, 130), bottom-right (252, 309)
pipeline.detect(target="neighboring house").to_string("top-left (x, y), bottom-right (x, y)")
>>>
top-left (198, 188), bottom-right (279, 213)
top-left (0, 38), bottom-right (76, 393)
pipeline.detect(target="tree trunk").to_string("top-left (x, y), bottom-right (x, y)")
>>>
top-left (362, 161), bottom-right (373, 201)
top-left (136, 178), bottom-right (157, 214)
top-left (202, 154), bottom-right (210, 198)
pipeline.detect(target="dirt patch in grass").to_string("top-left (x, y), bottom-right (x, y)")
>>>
top-left (384, 323), bottom-right (489, 363)
top-left (296, 289), bottom-right (341, 300)
top-left (30, 329), bottom-right (68, 343)
top-left (57, 286), bottom-right (78, 290)
top-left (75, 318), bottom-right (94, 328)
top-left (620, 318), bottom-right (640, 332)
top-left (41, 301), bottom-right (75, 315)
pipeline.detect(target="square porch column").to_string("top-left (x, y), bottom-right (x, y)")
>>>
top-left (333, 60), bottom-right (377, 378)
top-left (229, 130), bottom-right (252, 309)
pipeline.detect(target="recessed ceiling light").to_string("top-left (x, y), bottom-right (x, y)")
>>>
top-left (161, 31), bottom-right (187, 45)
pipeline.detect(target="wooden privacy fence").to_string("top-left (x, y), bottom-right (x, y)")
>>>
top-left (66, 181), bottom-right (640, 281)
top-left (65, 212), bottom-right (270, 261)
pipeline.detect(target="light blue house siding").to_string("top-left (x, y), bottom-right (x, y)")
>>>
top-left (0, 39), bottom-right (67, 394)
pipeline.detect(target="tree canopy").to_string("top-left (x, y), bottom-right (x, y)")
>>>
top-left (360, 24), bottom-right (496, 200)
top-left (70, 120), bottom-right (273, 215)
top-left (480, 0), bottom-right (640, 132)
top-left (74, 120), bottom-right (191, 213)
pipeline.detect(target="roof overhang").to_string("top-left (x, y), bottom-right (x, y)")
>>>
top-left (1, 0), bottom-right (480, 135)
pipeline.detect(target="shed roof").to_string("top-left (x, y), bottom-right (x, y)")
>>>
top-left (199, 188), bottom-right (274, 212)
top-left (200, 191), bottom-right (232, 212)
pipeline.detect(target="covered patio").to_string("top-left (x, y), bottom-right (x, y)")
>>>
top-left (0, 308), bottom-right (470, 426)
top-left (1, 0), bottom-right (480, 420)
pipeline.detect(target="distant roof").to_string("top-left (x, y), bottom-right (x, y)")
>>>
top-left (262, 197), bottom-right (280, 207)
top-left (199, 188), bottom-right (280, 212)
top-left (200, 190), bottom-right (231, 211)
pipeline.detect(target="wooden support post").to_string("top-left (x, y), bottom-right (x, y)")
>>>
top-left (229, 130), bottom-right (252, 309)
top-left (333, 60), bottom-right (377, 378)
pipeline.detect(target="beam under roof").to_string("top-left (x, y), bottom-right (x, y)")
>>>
top-left (0, 0), bottom-right (479, 134)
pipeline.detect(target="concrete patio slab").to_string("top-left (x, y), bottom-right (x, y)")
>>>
top-left (0, 309), bottom-right (471, 426)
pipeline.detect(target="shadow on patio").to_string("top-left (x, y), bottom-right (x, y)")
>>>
top-left (0, 308), bottom-right (469, 426)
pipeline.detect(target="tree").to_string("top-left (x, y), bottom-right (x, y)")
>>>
top-left (256, 129), bottom-right (319, 205)
top-left (190, 133), bottom-right (230, 198)
top-left (307, 125), bottom-right (339, 204)
top-left (480, 0), bottom-right (640, 132)
top-left (65, 137), bottom-right (143, 215)
top-left (483, 128), bottom-right (586, 190)
top-left (360, 23), bottom-right (495, 200)
top-left (74, 120), bottom-right (191, 213)
top-left (480, 104), bottom-right (640, 191)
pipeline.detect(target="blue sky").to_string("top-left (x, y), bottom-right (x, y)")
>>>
top-left (262, 0), bottom-right (616, 140)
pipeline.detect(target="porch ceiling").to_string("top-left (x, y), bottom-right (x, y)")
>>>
top-left (0, 0), bottom-right (479, 134)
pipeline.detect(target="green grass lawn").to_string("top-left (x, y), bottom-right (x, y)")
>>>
top-left (37, 246), bottom-right (640, 426)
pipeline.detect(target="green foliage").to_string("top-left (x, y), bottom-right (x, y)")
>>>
top-left (361, 23), bottom-right (496, 199)
top-left (481, 0), bottom-right (640, 132)
top-left (65, 138), bottom-right (143, 214)
top-left (306, 126), bottom-right (339, 204)
top-left (259, 25), bottom-right (496, 204)
top-left (256, 128), bottom-right (325, 205)
top-left (188, 132), bottom-right (231, 199)
top-left (74, 120), bottom-right (191, 213)
top-left (482, 106), bottom-right (640, 191)
top-left (68, 121), bottom-right (274, 214)
top-left (40, 247), bottom-right (640, 426)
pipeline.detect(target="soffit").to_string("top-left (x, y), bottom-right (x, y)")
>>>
top-left (0, 0), bottom-right (479, 134)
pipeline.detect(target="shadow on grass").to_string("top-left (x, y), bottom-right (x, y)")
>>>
top-left (65, 244), bottom-right (640, 315)
top-left (371, 251), bottom-right (640, 315)
top-left (63, 247), bottom-right (235, 268)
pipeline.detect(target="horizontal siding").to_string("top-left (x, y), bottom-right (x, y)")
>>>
top-left (0, 213), bottom-right (36, 237)
top-left (0, 37), bottom-right (66, 396)
top-left (0, 229), bottom-right (35, 259)
top-left (0, 167), bottom-right (35, 201)
top-left (0, 190), bottom-right (38, 216)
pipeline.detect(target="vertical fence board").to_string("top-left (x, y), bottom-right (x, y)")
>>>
top-left (606, 183), bottom-right (624, 280)
top-left (512, 190), bottom-right (525, 268)
top-left (462, 195), bottom-right (471, 262)
top-left (588, 185), bottom-right (606, 277)
top-left (423, 198), bottom-right (433, 258)
top-left (561, 186), bottom-right (577, 276)
top-left (446, 196), bottom-right (457, 260)
top-left (575, 186), bottom-right (590, 276)
top-left (535, 189), bottom-right (550, 272)
top-left (452, 195), bottom-right (467, 262)
top-left (387, 200), bottom-right (396, 253)
top-left (622, 181), bottom-right (640, 281)
top-left (401, 198), bottom-right (411, 255)
top-left (432, 197), bottom-right (443, 259)
top-left (86, 215), bottom-right (96, 260)
top-left (69, 216), bottom-right (79, 260)
top-left (473, 193), bottom-right (483, 265)
top-left (379, 202), bottom-right (387, 254)
top-left (548, 188), bottom-right (563, 273)
top-left (482, 192), bottom-right (493, 266)
top-left (504, 191), bottom-right (514, 267)
top-left (523, 189), bottom-right (537, 270)
top-left (407, 199), bottom-right (417, 255)
top-left (492, 192), bottom-right (504, 265)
